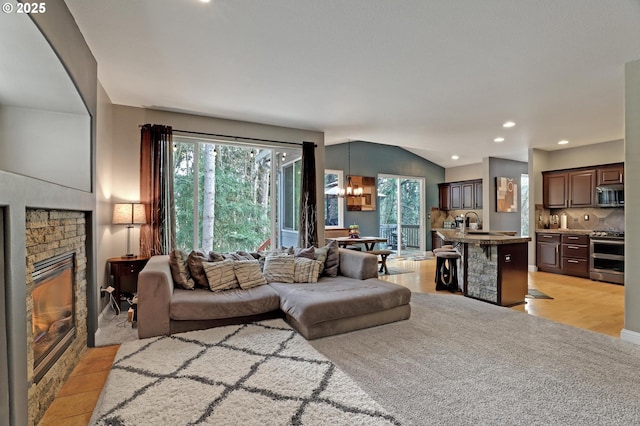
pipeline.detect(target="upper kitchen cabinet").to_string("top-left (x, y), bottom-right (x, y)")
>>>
top-left (438, 179), bottom-right (483, 210)
top-left (438, 183), bottom-right (451, 210)
top-left (596, 163), bottom-right (624, 185)
top-left (474, 181), bottom-right (483, 209)
top-left (568, 169), bottom-right (596, 207)
top-left (450, 183), bottom-right (462, 209)
top-left (543, 168), bottom-right (596, 208)
top-left (543, 171), bottom-right (568, 208)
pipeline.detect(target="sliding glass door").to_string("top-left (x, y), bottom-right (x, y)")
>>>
top-left (378, 175), bottom-right (425, 257)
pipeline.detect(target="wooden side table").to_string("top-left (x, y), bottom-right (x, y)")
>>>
top-left (107, 256), bottom-right (150, 313)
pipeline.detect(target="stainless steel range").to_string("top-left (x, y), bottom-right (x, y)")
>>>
top-left (589, 230), bottom-right (624, 285)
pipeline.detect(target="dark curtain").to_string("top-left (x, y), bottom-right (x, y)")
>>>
top-left (140, 124), bottom-right (175, 256)
top-left (298, 141), bottom-right (318, 248)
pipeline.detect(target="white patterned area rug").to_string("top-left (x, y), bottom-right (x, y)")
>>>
top-left (90, 319), bottom-right (400, 425)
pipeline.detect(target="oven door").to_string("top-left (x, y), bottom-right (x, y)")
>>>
top-left (590, 239), bottom-right (624, 284)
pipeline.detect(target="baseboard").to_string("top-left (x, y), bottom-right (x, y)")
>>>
top-left (620, 328), bottom-right (640, 346)
top-left (528, 264), bottom-right (538, 272)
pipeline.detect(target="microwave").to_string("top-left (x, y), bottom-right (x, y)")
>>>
top-left (596, 184), bottom-right (624, 207)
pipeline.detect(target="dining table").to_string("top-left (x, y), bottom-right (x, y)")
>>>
top-left (327, 236), bottom-right (388, 251)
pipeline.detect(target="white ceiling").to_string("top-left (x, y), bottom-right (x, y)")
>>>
top-left (64, 0), bottom-right (640, 168)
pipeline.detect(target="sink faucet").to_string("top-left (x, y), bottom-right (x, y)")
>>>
top-left (462, 211), bottom-right (481, 233)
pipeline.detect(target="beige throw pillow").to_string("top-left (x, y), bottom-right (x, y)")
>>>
top-left (203, 259), bottom-right (239, 292)
top-left (169, 249), bottom-right (195, 290)
top-left (234, 260), bottom-right (267, 289)
top-left (293, 257), bottom-right (322, 283)
top-left (262, 255), bottom-right (295, 283)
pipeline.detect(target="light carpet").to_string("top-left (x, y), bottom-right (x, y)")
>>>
top-left (311, 293), bottom-right (640, 425)
top-left (90, 320), bottom-right (400, 425)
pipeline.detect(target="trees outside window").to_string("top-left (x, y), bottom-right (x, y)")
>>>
top-left (173, 139), bottom-right (292, 253)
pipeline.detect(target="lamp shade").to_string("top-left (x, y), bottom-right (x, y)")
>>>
top-left (112, 203), bottom-right (146, 225)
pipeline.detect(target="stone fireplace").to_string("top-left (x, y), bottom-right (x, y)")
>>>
top-left (25, 209), bottom-right (88, 424)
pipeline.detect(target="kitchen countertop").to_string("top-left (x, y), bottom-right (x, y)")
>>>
top-left (436, 229), bottom-right (532, 245)
top-left (535, 229), bottom-right (592, 235)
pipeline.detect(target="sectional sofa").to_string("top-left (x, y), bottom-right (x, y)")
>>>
top-left (137, 248), bottom-right (411, 340)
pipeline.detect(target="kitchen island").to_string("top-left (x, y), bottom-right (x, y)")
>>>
top-left (436, 229), bottom-right (532, 306)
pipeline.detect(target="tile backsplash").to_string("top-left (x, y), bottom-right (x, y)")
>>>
top-left (535, 205), bottom-right (624, 231)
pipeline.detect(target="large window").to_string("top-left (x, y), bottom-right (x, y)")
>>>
top-left (324, 169), bottom-right (344, 227)
top-left (173, 138), bottom-right (300, 252)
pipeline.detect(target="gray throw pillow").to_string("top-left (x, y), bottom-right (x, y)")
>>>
top-left (314, 247), bottom-right (328, 275)
top-left (322, 240), bottom-right (340, 277)
top-left (294, 246), bottom-right (315, 259)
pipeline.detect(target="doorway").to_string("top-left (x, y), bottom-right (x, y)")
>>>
top-left (377, 175), bottom-right (426, 257)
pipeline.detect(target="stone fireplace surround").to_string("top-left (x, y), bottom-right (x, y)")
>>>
top-left (25, 209), bottom-right (88, 425)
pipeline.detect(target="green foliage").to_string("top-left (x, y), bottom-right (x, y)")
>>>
top-left (173, 142), bottom-right (272, 252)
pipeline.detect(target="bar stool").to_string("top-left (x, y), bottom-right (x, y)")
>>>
top-left (435, 250), bottom-right (461, 292)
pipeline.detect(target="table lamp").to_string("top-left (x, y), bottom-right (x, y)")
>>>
top-left (112, 203), bottom-right (147, 257)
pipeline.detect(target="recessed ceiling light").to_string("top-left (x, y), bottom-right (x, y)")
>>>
top-left (502, 121), bottom-right (516, 128)
top-left (494, 137), bottom-right (505, 143)
top-left (200, 0), bottom-right (211, 3)
top-left (451, 155), bottom-right (459, 160)
top-left (558, 140), bottom-right (569, 145)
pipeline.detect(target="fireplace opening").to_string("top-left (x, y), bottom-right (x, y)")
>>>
top-left (32, 251), bottom-right (76, 383)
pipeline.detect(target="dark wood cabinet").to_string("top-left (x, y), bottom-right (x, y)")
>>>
top-left (543, 172), bottom-right (568, 208)
top-left (108, 256), bottom-right (150, 311)
top-left (543, 164), bottom-right (623, 208)
top-left (536, 233), bottom-right (590, 278)
top-left (438, 179), bottom-right (482, 210)
top-left (597, 164), bottom-right (624, 185)
top-left (536, 233), bottom-right (561, 273)
top-left (438, 184), bottom-right (450, 210)
top-left (560, 234), bottom-right (590, 278)
top-left (450, 183), bottom-right (462, 209)
top-left (568, 169), bottom-right (595, 207)
top-left (431, 231), bottom-right (443, 250)
top-left (543, 169), bottom-right (594, 208)
top-left (474, 181), bottom-right (483, 209)
top-left (461, 183), bottom-right (474, 209)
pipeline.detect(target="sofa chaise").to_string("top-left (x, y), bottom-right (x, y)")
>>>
top-left (137, 248), bottom-right (411, 340)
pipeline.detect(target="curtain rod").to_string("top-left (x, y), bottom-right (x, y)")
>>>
top-left (170, 129), bottom-right (317, 148)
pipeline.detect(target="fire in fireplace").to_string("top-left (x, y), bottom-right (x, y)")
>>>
top-left (32, 252), bottom-right (76, 383)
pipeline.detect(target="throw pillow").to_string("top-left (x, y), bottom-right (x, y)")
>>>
top-left (187, 249), bottom-right (212, 289)
top-left (262, 255), bottom-right (295, 283)
top-left (322, 240), bottom-right (340, 277)
top-left (294, 246), bottom-right (315, 259)
top-left (234, 260), bottom-right (267, 289)
top-left (203, 259), bottom-right (239, 292)
top-left (314, 247), bottom-right (328, 275)
top-left (169, 249), bottom-right (195, 290)
top-left (293, 257), bottom-right (322, 283)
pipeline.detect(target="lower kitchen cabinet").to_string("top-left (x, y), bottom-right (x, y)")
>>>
top-left (536, 233), bottom-right (561, 273)
top-left (536, 232), bottom-right (590, 278)
top-left (560, 234), bottom-right (590, 278)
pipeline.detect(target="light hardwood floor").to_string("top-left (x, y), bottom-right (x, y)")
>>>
top-left (39, 257), bottom-right (625, 425)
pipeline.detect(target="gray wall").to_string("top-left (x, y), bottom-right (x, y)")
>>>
top-left (1, 5), bottom-right (97, 425)
top-left (624, 59), bottom-right (640, 343)
top-left (325, 141), bottom-right (445, 249)
top-left (487, 158), bottom-right (528, 233)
